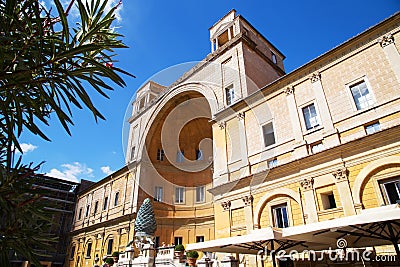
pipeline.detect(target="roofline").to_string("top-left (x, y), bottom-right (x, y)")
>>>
top-left (209, 9), bottom-right (237, 30)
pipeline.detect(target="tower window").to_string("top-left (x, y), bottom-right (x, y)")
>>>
top-left (271, 51), bottom-right (277, 64)
top-left (225, 85), bottom-right (235, 105)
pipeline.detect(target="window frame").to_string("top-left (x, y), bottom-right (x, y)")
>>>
top-left (346, 76), bottom-right (375, 112)
top-left (225, 84), bottom-right (235, 106)
top-left (175, 187), bottom-right (185, 204)
top-left (157, 149), bottom-right (165, 161)
top-left (268, 158), bottom-right (278, 168)
top-left (69, 245), bottom-right (76, 260)
top-left (174, 236), bottom-right (183, 245)
top-left (196, 186), bottom-right (205, 203)
top-left (154, 186), bottom-right (163, 202)
top-left (93, 201), bottom-right (98, 215)
top-left (176, 150), bottom-right (185, 163)
top-left (310, 141), bottom-right (324, 154)
top-left (78, 207), bottom-right (82, 220)
top-left (103, 197), bottom-right (108, 211)
top-left (106, 238), bottom-right (114, 256)
top-left (380, 178), bottom-right (400, 205)
top-left (114, 192), bottom-right (119, 207)
top-left (321, 191), bottom-right (337, 210)
top-left (85, 242), bottom-right (92, 258)
top-left (271, 203), bottom-right (289, 228)
top-left (85, 205), bottom-right (90, 218)
top-left (365, 121), bottom-right (381, 135)
top-left (261, 121), bottom-right (276, 148)
top-left (300, 102), bottom-right (321, 131)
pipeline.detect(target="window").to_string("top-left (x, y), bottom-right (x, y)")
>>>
top-left (225, 84), bottom-right (235, 105)
top-left (107, 239), bottom-right (113, 255)
top-left (175, 187), bottom-right (185, 204)
top-left (114, 192), bottom-right (119, 206)
top-left (86, 242), bottom-right (92, 258)
top-left (302, 103), bottom-right (320, 130)
top-left (365, 122), bottom-right (381, 135)
top-left (103, 197), bottom-right (108, 210)
top-left (350, 80), bottom-right (373, 110)
top-left (154, 186), bottom-right (163, 202)
top-left (93, 201), bottom-right (98, 214)
top-left (196, 236), bottom-right (204, 243)
top-left (262, 122), bottom-right (276, 147)
top-left (138, 97), bottom-right (146, 110)
top-left (271, 51), bottom-right (277, 64)
top-left (196, 186), bottom-right (205, 203)
top-left (174, 236), bottom-right (183, 245)
top-left (78, 208), bottom-right (82, 220)
top-left (268, 158), bottom-right (278, 168)
top-left (70, 245), bottom-right (76, 260)
top-left (85, 205), bottom-right (90, 217)
top-left (381, 179), bottom-right (400, 204)
top-left (272, 204), bottom-right (289, 228)
top-left (131, 146), bottom-right (136, 160)
top-left (176, 150), bottom-right (184, 163)
top-left (321, 192), bottom-right (337, 210)
top-left (311, 142), bottom-right (324, 154)
top-left (157, 149), bottom-right (165, 161)
top-left (196, 149), bottom-right (203, 161)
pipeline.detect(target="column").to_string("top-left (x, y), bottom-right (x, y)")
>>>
top-left (332, 168), bottom-right (356, 216)
top-left (300, 178), bottom-right (318, 223)
top-left (237, 112), bottom-right (250, 177)
top-left (285, 86), bottom-right (307, 158)
top-left (309, 72), bottom-right (334, 133)
top-left (379, 33), bottom-right (400, 84)
top-left (242, 195), bottom-right (254, 232)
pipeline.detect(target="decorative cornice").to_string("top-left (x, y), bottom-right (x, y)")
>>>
top-left (309, 72), bottom-right (321, 83)
top-left (221, 201), bottom-right (231, 211)
top-left (332, 168), bottom-right (348, 181)
top-left (237, 112), bottom-right (245, 120)
top-left (378, 33), bottom-right (394, 48)
top-left (285, 86), bottom-right (294, 95)
top-left (218, 121), bottom-right (226, 129)
top-left (242, 195), bottom-right (253, 206)
top-left (300, 178), bottom-right (314, 190)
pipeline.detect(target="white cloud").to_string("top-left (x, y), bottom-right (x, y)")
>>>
top-left (47, 162), bottom-right (94, 182)
top-left (14, 143), bottom-right (38, 154)
top-left (101, 166), bottom-right (113, 175)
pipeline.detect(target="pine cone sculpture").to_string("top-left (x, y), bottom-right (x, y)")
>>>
top-left (134, 198), bottom-right (157, 235)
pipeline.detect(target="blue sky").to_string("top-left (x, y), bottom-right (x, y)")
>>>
top-left (19, 0), bottom-right (399, 182)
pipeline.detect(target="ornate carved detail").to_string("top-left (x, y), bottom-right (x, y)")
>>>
top-left (310, 72), bottom-right (321, 83)
top-left (221, 201), bottom-right (231, 211)
top-left (285, 86), bottom-right (294, 95)
top-left (300, 178), bottom-right (314, 190)
top-left (237, 112), bottom-right (245, 120)
top-left (378, 33), bottom-right (394, 48)
top-left (242, 195), bottom-right (253, 206)
top-left (218, 121), bottom-right (226, 129)
top-left (332, 168), bottom-right (348, 181)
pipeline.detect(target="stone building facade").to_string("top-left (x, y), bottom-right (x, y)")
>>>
top-left (67, 10), bottom-right (400, 267)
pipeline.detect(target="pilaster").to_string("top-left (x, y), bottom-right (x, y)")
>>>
top-left (300, 178), bottom-right (318, 223)
top-left (378, 33), bottom-right (400, 85)
top-left (332, 168), bottom-right (356, 216)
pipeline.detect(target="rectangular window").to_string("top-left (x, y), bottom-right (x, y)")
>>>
top-left (272, 204), bottom-right (289, 228)
top-left (196, 149), bottom-right (203, 160)
top-left (85, 205), bottom-right (90, 217)
top-left (225, 84), bottom-right (235, 105)
top-left (154, 186), bottom-right (163, 202)
top-left (196, 186), bottom-right (205, 203)
top-left (262, 122), bottom-right (276, 147)
top-left (302, 103), bottom-right (320, 130)
top-left (78, 208), bottom-right (82, 220)
top-left (321, 192), bottom-right (337, 210)
top-left (271, 51), bottom-right (277, 64)
top-left (107, 239), bottom-right (113, 255)
top-left (311, 142), bottom-right (324, 154)
top-left (350, 80), bottom-right (373, 110)
top-left (157, 149), bottom-right (165, 161)
top-left (114, 192), bottom-right (119, 206)
top-left (175, 187), bottom-right (185, 204)
top-left (86, 243), bottom-right (92, 258)
top-left (103, 197), bottom-right (108, 210)
top-left (382, 179), bottom-right (400, 204)
top-left (131, 146), bottom-right (136, 160)
top-left (268, 158), bottom-right (278, 168)
top-left (196, 236), bottom-right (205, 243)
top-left (176, 150), bottom-right (185, 163)
top-left (70, 246), bottom-right (76, 260)
top-left (93, 201), bottom-right (98, 214)
top-left (174, 236), bottom-right (183, 245)
top-left (365, 122), bottom-right (381, 135)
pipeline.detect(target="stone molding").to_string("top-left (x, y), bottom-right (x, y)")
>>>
top-left (309, 72), bottom-right (321, 83)
top-left (237, 112), bottom-right (245, 120)
top-left (218, 121), bottom-right (226, 129)
top-left (378, 33), bottom-right (394, 48)
top-left (300, 178), bottom-right (314, 190)
top-left (285, 86), bottom-right (295, 95)
top-left (332, 168), bottom-right (348, 181)
top-left (221, 201), bottom-right (231, 211)
top-left (242, 195), bottom-right (253, 206)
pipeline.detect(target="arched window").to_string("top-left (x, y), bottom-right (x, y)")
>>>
top-left (107, 238), bottom-right (114, 255)
top-left (86, 242), bottom-right (92, 258)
